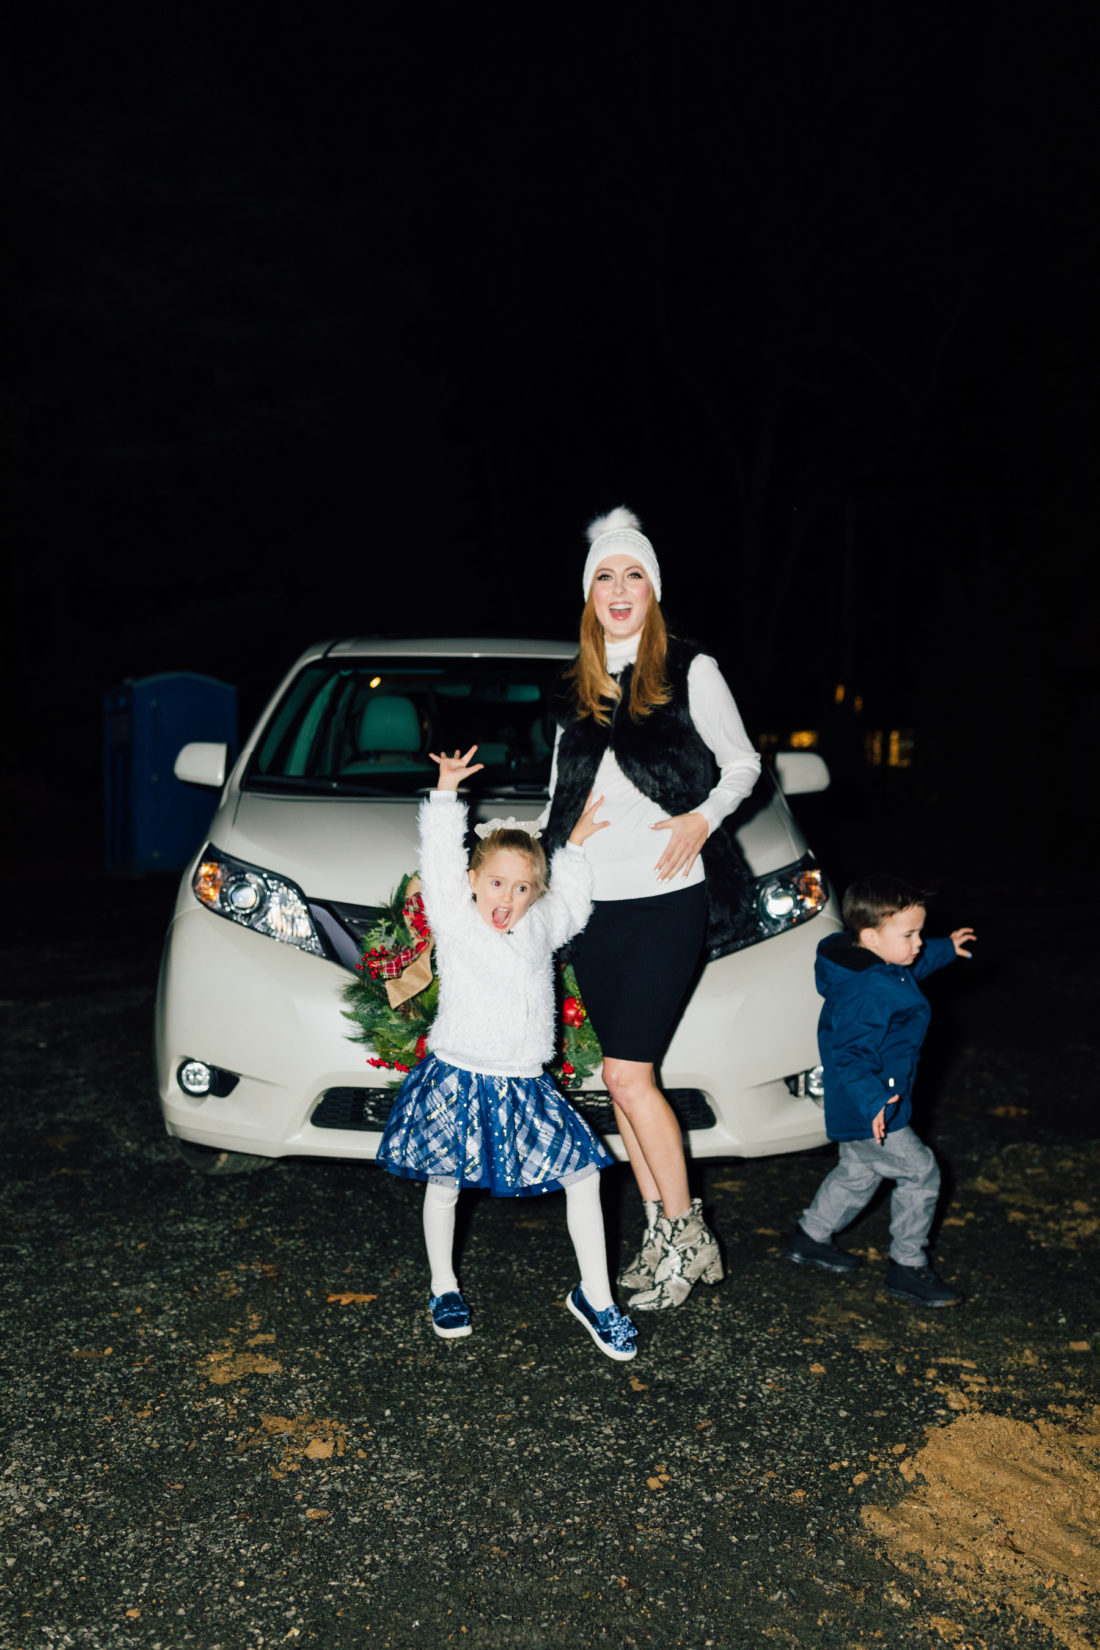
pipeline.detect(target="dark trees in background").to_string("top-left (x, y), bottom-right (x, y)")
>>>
top-left (437, 6), bottom-right (1093, 825)
top-left (7, 4), bottom-right (1095, 850)
top-left (461, 23), bottom-right (1079, 636)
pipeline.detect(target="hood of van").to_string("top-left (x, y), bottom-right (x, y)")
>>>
top-left (216, 779), bottom-right (802, 909)
top-left (221, 790), bottom-right (549, 907)
top-left (224, 792), bottom-right (425, 906)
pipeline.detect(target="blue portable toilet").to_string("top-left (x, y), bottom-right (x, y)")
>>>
top-left (104, 673), bottom-right (238, 873)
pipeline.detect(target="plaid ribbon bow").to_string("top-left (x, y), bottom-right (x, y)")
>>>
top-left (373, 887), bottom-right (431, 980)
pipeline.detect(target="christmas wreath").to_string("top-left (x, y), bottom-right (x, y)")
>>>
top-left (341, 872), bottom-right (602, 1087)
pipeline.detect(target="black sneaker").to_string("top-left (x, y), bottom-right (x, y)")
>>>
top-left (785, 1224), bottom-right (861, 1274)
top-left (885, 1262), bottom-right (964, 1307)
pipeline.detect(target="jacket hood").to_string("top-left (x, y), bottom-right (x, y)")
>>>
top-left (816, 930), bottom-right (880, 978)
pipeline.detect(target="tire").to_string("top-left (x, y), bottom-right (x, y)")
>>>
top-left (173, 1139), bottom-right (277, 1176)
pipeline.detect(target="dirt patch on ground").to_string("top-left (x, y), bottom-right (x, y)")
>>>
top-left (199, 1335), bottom-right (283, 1385)
top-left (238, 1411), bottom-right (351, 1477)
top-left (863, 1410), bottom-right (1100, 1649)
top-left (966, 1146), bottom-right (1100, 1249)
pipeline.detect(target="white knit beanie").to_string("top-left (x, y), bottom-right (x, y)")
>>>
top-left (582, 506), bottom-right (662, 601)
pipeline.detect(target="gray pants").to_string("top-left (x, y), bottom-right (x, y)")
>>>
top-left (800, 1126), bottom-right (940, 1268)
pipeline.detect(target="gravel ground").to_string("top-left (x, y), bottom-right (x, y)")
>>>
top-left (1, 866), bottom-right (1097, 1650)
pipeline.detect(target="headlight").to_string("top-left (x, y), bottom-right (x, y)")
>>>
top-left (192, 845), bottom-right (324, 956)
top-left (754, 856), bottom-right (828, 940)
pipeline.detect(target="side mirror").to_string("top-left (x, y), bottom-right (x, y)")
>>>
top-left (775, 750), bottom-right (830, 796)
top-left (174, 742), bottom-right (230, 788)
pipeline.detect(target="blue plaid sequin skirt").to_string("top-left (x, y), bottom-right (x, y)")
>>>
top-left (376, 1054), bottom-right (614, 1197)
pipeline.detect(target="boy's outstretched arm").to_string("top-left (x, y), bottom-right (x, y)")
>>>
top-left (950, 926), bottom-right (976, 958)
top-left (910, 933), bottom-right (971, 979)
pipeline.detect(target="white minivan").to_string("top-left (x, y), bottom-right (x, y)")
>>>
top-left (155, 638), bottom-right (839, 1173)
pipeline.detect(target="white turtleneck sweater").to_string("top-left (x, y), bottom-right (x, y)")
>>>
top-left (540, 636), bottom-right (762, 902)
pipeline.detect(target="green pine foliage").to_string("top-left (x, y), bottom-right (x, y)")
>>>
top-left (556, 962), bottom-right (603, 1087)
top-left (341, 875), bottom-right (438, 1074)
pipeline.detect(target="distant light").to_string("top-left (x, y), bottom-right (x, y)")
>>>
top-left (853, 695), bottom-right (864, 715)
top-left (369, 676), bottom-right (382, 688)
top-left (866, 731), bottom-right (883, 767)
top-left (789, 730), bottom-right (819, 749)
top-left (834, 684), bottom-right (846, 705)
top-left (888, 730), bottom-right (914, 769)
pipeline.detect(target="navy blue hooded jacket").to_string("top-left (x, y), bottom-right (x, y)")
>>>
top-left (815, 932), bottom-right (957, 1142)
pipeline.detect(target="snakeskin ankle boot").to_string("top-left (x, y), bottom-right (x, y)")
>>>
top-left (617, 1200), bottom-right (663, 1291)
top-left (626, 1198), bottom-right (724, 1310)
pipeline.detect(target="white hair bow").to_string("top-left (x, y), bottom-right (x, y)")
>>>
top-left (473, 816), bottom-right (543, 840)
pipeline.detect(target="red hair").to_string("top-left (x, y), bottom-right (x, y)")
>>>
top-left (565, 599), bottom-right (671, 726)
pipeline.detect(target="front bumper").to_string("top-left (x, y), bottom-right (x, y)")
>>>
top-left (155, 898), bottom-right (839, 1163)
top-left (155, 904), bottom-right (392, 1161)
top-left (665, 904), bottom-right (838, 1159)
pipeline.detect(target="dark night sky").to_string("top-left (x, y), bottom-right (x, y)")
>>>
top-left (8, 2), bottom-right (1098, 843)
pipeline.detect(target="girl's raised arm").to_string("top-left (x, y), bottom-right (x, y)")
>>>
top-left (417, 774), bottom-right (477, 930)
top-left (536, 794), bottom-right (603, 948)
top-left (430, 746), bottom-right (484, 791)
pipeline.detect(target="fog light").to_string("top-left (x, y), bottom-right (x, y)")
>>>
top-left (178, 1059), bottom-right (213, 1096)
top-left (784, 1065), bottom-right (825, 1101)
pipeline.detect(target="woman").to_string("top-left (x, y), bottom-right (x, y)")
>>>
top-left (541, 507), bottom-right (762, 1310)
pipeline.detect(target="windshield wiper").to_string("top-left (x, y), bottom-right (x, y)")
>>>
top-left (477, 782), bottom-right (549, 797)
top-left (243, 774), bottom-right (396, 797)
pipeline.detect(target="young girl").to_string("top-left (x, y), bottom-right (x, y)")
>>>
top-left (376, 745), bottom-right (638, 1361)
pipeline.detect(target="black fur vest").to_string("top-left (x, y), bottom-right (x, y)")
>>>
top-left (542, 639), bottom-right (757, 959)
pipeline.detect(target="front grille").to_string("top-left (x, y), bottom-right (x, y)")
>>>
top-left (312, 1085), bottom-right (716, 1135)
top-left (565, 1089), bottom-right (715, 1135)
top-left (312, 1088), bottom-right (396, 1130)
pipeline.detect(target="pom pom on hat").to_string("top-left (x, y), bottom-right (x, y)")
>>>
top-left (582, 506), bottom-right (661, 600)
top-left (585, 505), bottom-right (643, 545)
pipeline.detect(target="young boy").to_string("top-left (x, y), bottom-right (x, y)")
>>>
top-left (786, 874), bottom-right (975, 1306)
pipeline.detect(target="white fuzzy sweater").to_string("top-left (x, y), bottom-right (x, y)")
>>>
top-left (419, 794), bottom-right (593, 1078)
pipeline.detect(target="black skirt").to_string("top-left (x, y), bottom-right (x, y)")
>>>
top-left (569, 881), bottom-right (708, 1064)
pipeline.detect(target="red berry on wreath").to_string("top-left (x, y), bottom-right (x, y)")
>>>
top-left (562, 997), bottom-right (586, 1028)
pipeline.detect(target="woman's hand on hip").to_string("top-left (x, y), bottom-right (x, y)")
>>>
top-left (651, 812), bottom-right (709, 881)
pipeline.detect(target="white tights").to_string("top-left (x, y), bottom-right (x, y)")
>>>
top-left (422, 1172), bottom-right (613, 1312)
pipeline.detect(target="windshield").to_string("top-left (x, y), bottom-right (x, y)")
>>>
top-left (242, 656), bottom-right (568, 797)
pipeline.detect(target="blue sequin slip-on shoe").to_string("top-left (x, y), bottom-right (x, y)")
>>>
top-left (429, 1291), bottom-right (472, 1339)
top-left (566, 1286), bottom-right (638, 1362)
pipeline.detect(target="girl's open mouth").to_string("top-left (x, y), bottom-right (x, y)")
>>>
top-left (492, 907), bottom-right (511, 929)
